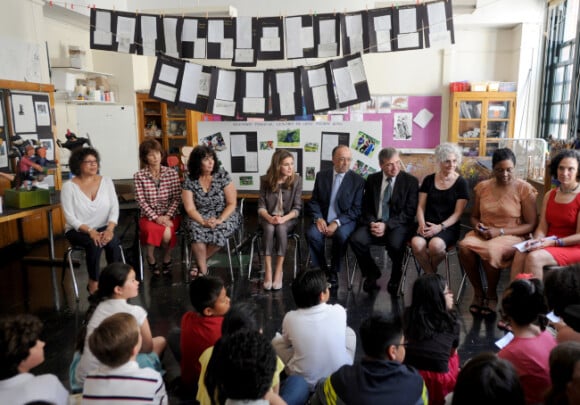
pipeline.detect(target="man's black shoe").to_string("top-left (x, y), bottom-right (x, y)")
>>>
top-left (387, 275), bottom-right (401, 295)
top-left (362, 277), bottom-right (379, 293)
top-left (327, 272), bottom-right (339, 289)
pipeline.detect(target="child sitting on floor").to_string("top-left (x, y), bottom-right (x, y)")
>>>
top-left (82, 312), bottom-right (167, 404)
top-left (0, 314), bottom-right (68, 405)
top-left (180, 276), bottom-right (231, 393)
top-left (271, 269), bottom-right (356, 390)
top-left (70, 263), bottom-right (166, 391)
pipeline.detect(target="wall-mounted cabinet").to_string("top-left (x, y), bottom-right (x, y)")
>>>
top-left (449, 91), bottom-right (516, 157)
top-left (136, 92), bottom-right (203, 156)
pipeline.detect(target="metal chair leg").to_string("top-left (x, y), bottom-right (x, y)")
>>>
top-left (248, 233), bottom-right (260, 279)
top-left (225, 238), bottom-right (234, 281)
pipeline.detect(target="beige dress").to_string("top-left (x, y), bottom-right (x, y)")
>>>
top-left (460, 178), bottom-right (537, 268)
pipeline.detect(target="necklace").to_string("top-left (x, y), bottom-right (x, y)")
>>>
top-left (560, 183), bottom-right (580, 194)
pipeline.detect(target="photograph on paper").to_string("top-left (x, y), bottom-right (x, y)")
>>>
top-left (394, 112), bottom-right (413, 140)
top-left (277, 129), bottom-right (300, 146)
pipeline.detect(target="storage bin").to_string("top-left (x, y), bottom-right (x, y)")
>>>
top-left (499, 82), bottom-right (517, 92)
top-left (449, 82), bottom-right (470, 92)
top-left (487, 81), bottom-right (500, 92)
top-left (470, 82), bottom-right (487, 92)
top-left (4, 189), bottom-right (50, 209)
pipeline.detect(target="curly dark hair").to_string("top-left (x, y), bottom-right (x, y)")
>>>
top-left (187, 145), bottom-right (219, 180)
top-left (492, 148), bottom-right (516, 168)
top-left (0, 314), bottom-right (43, 379)
top-left (544, 264), bottom-right (580, 317)
top-left (404, 274), bottom-right (457, 341)
top-left (501, 278), bottom-right (547, 327)
top-left (68, 147), bottom-right (100, 176)
top-left (206, 330), bottom-right (276, 404)
top-left (550, 149), bottom-right (580, 180)
top-left (138, 138), bottom-right (165, 166)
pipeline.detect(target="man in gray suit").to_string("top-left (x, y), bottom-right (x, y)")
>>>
top-left (306, 145), bottom-right (365, 288)
top-left (350, 147), bottom-right (418, 294)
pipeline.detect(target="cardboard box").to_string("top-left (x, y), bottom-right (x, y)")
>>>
top-left (69, 46), bottom-right (86, 69)
top-left (92, 76), bottom-right (111, 92)
top-left (4, 189), bottom-right (50, 209)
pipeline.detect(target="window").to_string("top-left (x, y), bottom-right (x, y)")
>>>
top-left (539, 0), bottom-right (579, 141)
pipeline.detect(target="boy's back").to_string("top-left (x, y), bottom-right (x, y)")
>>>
top-left (82, 360), bottom-right (167, 404)
top-left (282, 302), bottom-right (352, 387)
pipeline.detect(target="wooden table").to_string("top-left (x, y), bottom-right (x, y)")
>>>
top-left (0, 201), bottom-right (61, 264)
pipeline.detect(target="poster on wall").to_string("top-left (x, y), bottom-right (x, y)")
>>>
top-left (11, 94), bottom-right (36, 133)
top-left (199, 120), bottom-right (382, 191)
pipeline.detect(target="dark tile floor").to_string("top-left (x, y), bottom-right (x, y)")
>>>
top-left (0, 203), bottom-right (510, 403)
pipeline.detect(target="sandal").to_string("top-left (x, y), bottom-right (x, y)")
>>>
top-left (162, 260), bottom-right (172, 275)
top-left (469, 304), bottom-right (482, 316)
top-left (481, 298), bottom-right (498, 319)
top-left (190, 267), bottom-right (207, 279)
top-left (497, 319), bottom-right (512, 332)
top-left (148, 260), bottom-right (161, 276)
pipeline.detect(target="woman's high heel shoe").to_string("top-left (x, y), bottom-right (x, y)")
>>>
top-left (263, 280), bottom-right (272, 291)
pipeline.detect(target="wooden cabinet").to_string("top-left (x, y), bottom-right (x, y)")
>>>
top-left (136, 92), bottom-right (204, 157)
top-left (449, 91), bottom-right (516, 157)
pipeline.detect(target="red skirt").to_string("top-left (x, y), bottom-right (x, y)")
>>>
top-left (418, 351), bottom-right (460, 405)
top-left (139, 216), bottom-right (181, 248)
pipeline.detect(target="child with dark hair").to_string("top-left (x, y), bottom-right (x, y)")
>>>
top-left (546, 341), bottom-right (580, 405)
top-left (313, 313), bottom-right (427, 405)
top-left (0, 314), bottom-right (68, 405)
top-left (210, 330), bottom-right (282, 405)
top-left (498, 278), bottom-right (556, 404)
top-left (271, 269), bottom-right (356, 389)
top-left (180, 276), bottom-right (230, 391)
top-left (449, 352), bottom-right (525, 405)
top-left (200, 302), bottom-right (309, 405)
top-left (404, 274), bottom-right (460, 405)
top-left (544, 265), bottom-right (580, 343)
top-left (82, 313), bottom-right (167, 404)
top-left (70, 263), bottom-right (166, 391)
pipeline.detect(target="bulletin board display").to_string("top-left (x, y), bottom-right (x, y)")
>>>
top-left (198, 120), bottom-right (382, 191)
top-left (342, 95), bottom-right (442, 149)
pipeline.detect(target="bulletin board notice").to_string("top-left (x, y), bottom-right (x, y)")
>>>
top-left (198, 120), bottom-right (382, 191)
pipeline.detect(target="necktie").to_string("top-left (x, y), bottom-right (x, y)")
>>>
top-left (327, 174), bottom-right (343, 222)
top-left (382, 177), bottom-right (393, 222)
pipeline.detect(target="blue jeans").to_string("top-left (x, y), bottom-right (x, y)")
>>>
top-left (280, 374), bottom-right (310, 405)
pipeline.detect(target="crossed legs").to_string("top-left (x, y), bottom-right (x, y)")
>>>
top-left (191, 242), bottom-right (221, 276)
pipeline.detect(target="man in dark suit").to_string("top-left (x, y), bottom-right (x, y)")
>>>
top-left (306, 145), bottom-right (365, 288)
top-left (350, 147), bottom-right (418, 294)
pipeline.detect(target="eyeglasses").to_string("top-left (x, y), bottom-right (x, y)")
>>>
top-left (82, 160), bottom-right (98, 165)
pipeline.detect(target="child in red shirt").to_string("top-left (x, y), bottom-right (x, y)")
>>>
top-left (180, 276), bottom-right (230, 391)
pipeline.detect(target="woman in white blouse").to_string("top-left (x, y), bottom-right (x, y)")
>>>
top-left (61, 147), bottom-right (121, 295)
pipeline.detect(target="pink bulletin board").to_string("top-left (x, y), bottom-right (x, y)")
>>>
top-left (346, 95), bottom-right (442, 149)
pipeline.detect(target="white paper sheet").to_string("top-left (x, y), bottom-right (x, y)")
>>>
top-left (230, 134), bottom-right (247, 156)
top-left (348, 35), bottom-right (364, 53)
top-left (163, 18), bottom-right (179, 57)
top-left (153, 83), bottom-right (177, 102)
top-left (234, 48), bottom-right (254, 63)
top-left (243, 98), bottom-right (265, 114)
top-left (245, 152), bottom-right (258, 171)
top-left (279, 93), bottom-right (296, 116)
top-left (398, 8), bottom-right (417, 33)
top-left (276, 72), bottom-right (295, 94)
top-left (263, 26), bottom-right (279, 38)
top-left (208, 20), bottom-right (224, 41)
top-left (347, 57), bottom-right (366, 83)
top-left (308, 68), bottom-right (327, 87)
top-left (319, 20), bottom-right (336, 44)
top-left (345, 14), bottom-right (363, 36)
top-left (350, 111), bottom-right (364, 122)
top-left (142, 39), bottom-right (156, 56)
top-left (495, 332), bottom-right (514, 349)
top-left (95, 11), bottom-right (113, 45)
top-left (159, 64), bottom-right (179, 85)
top-left (413, 108), bottom-right (434, 128)
top-left (285, 17), bottom-right (302, 59)
top-left (428, 1), bottom-right (447, 24)
top-left (374, 15), bottom-right (391, 31)
top-left (194, 39), bottom-right (206, 58)
top-left (11, 94), bottom-right (36, 133)
top-left (236, 17), bottom-right (253, 49)
top-left (513, 236), bottom-right (557, 252)
top-left (216, 69), bottom-right (236, 101)
top-left (376, 30), bottom-right (392, 52)
top-left (321, 134), bottom-right (339, 160)
top-left (199, 72), bottom-right (211, 96)
top-left (333, 67), bottom-right (357, 103)
top-left (182, 19), bottom-right (198, 40)
top-left (317, 43), bottom-right (337, 57)
top-left (179, 63), bottom-right (201, 103)
top-left (116, 17), bottom-right (136, 53)
top-left (213, 99), bottom-right (236, 117)
top-left (34, 101), bottom-right (50, 126)
top-left (397, 32), bottom-right (420, 49)
top-left (260, 37), bottom-right (280, 52)
top-left (220, 38), bottom-right (234, 59)
top-left (312, 86), bottom-right (329, 111)
top-left (302, 26), bottom-right (314, 48)
top-left (141, 16), bottom-right (158, 40)
top-left (245, 72), bottom-right (264, 98)
top-left (547, 311), bottom-right (561, 324)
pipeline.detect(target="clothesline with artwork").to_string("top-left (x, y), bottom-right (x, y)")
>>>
top-left (148, 52), bottom-right (371, 118)
top-left (89, 0), bottom-right (454, 66)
